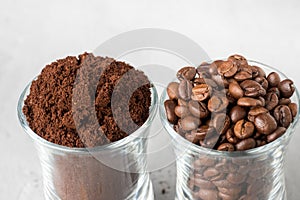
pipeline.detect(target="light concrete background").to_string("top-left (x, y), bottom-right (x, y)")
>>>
top-left (1, 0), bottom-right (300, 199)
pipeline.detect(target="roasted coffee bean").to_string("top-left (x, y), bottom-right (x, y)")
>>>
top-left (217, 143), bottom-right (235, 151)
top-left (228, 54), bottom-right (248, 67)
top-left (193, 176), bottom-right (216, 189)
top-left (196, 64), bottom-right (211, 78)
top-left (192, 84), bottom-right (211, 101)
top-left (198, 189), bottom-right (219, 200)
top-left (203, 167), bottom-right (220, 180)
top-left (268, 87), bottom-right (280, 97)
top-left (173, 124), bottom-right (185, 136)
top-left (177, 66), bottom-right (196, 81)
top-left (194, 78), bottom-right (218, 89)
top-left (196, 156), bottom-right (216, 167)
top-left (218, 191), bottom-right (238, 200)
top-left (174, 105), bottom-right (190, 118)
top-left (267, 127), bottom-right (286, 143)
top-left (267, 72), bottom-right (280, 87)
top-left (167, 82), bottom-right (179, 100)
top-left (181, 116), bottom-right (201, 131)
top-left (254, 113), bottom-right (277, 134)
top-left (185, 133), bottom-right (199, 144)
top-left (226, 173), bottom-right (246, 185)
top-left (278, 79), bottom-right (295, 98)
top-left (191, 126), bottom-right (209, 141)
top-left (234, 65), bottom-right (253, 81)
top-left (230, 105), bottom-right (247, 123)
top-left (258, 96), bottom-right (266, 107)
top-left (219, 186), bottom-right (242, 196)
top-left (229, 82), bottom-right (244, 99)
top-left (254, 76), bottom-right (268, 90)
top-left (256, 140), bottom-right (267, 147)
top-left (177, 98), bottom-right (188, 107)
top-left (208, 95), bottom-right (229, 112)
top-left (226, 89), bottom-right (236, 104)
top-left (200, 133), bottom-right (219, 148)
top-left (234, 119), bottom-right (255, 139)
top-left (226, 128), bottom-right (239, 144)
top-left (164, 100), bottom-right (177, 124)
top-left (248, 106), bottom-right (269, 122)
top-left (212, 113), bottom-right (230, 135)
top-left (178, 80), bottom-right (193, 100)
top-left (279, 98), bottom-right (291, 105)
top-left (265, 92), bottom-right (279, 110)
top-left (209, 61), bottom-right (220, 75)
top-left (213, 179), bottom-right (239, 188)
top-left (240, 80), bottom-right (266, 97)
top-left (288, 103), bottom-right (298, 118)
top-left (252, 65), bottom-right (266, 77)
top-left (273, 105), bottom-right (293, 128)
top-left (217, 60), bottom-right (238, 77)
top-left (212, 75), bottom-right (229, 88)
top-left (237, 97), bottom-right (263, 107)
top-left (236, 138), bottom-right (256, 151)
top-left (188, 100), bottom-right (209, 119)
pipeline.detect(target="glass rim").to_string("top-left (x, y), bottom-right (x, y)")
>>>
top-left (17, 79), bottom-right (158, 154)
top-left (159, 60), bottom-right (300, 157)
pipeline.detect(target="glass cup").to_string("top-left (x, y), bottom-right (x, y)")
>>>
top-left (160, 61), bottom-right (300, 200)
top-left (18, 81), bottom-right (158, 200)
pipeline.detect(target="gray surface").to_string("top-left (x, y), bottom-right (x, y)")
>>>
top-left (1, 0), bottom-right (300, 199)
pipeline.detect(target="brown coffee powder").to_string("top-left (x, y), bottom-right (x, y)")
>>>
top-left (23, 52), bottom-right (151, 148)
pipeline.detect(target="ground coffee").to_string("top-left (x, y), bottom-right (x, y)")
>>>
top-left (23, 52), bottom-right (151, 147)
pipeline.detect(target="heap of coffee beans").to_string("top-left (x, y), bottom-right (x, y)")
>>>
top-left (164, 54), bottom-right (298, 151)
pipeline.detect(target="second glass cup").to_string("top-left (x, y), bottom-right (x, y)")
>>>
top-left (160, 60), bottom-right (300, 200)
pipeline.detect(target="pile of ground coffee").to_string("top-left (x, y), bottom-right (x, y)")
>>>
top-left (23, 52), bottom-right (151, 148)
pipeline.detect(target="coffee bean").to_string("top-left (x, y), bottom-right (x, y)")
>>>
top-left (181, 116), bottom-right (201, 131)
top-left (226, 128), bottom-right (240, 144)
top-left (193, 176), bottom-right (216, 189)
top-left (209, 61), bottom-right (220, 75)
top-left (192, 84), bottom-right (211, 101)
top-left (200, 133), bottom-right (219, 148)
top-left (226, 173), bottom-right (246, 185)
top-left (218, 191), bottom-right (238, 200)
top-left (278, 79), bottom-right (295, 98)
top-left (230, 105), bottom-right (247, 123)
top-left (273, 105), bottom-right (293, 128)
top-left (229, 82), bottom-right (244, 99)
top-left (174, 105), bottom-right (190, 118)
top-left (196, 64), bottom-right (211, 78)
top-left (178, 80), bottom-right (193, 100)
top-left (258, 96), bottom-right (266, 107)
top-left (240, 80), bottom-right (266, 97)
top-left (212, 75), bottom-right (229, 88)
top-left (234, 65), bottom-right (253, 81)
top-left (177, 98), bottom-right (188, 107)
top-left (164, 100), bottom-right (177, 124)
top-left (252, 65), bottom-right (266, 77)
top-left (267, 72), bottom-right (280, 87)
top-left (212, 113), bottom-right (231, 135)
top-left (213, 179), bottom-right (239, 188)
top-left (267, 127), bottom-right (286, 143)
top-left (254, 76), bottom-right (268, 90)
top-left (234, 119), bottom-right (255, 139)
top-left (265, 92), bottom-right (279, 110)
top-left (219, 186), bottom-right (242, 197)
top-left (217, 60), bottom-right (238, 77)
top-left (190, 126), bottom-right (210, 141)
top-left (254, 113), bottom-right (277, 134)
top-left (188, 100), bottom-right (209, 119)
top-left (279, 98), bottom-right (291, 105)
top-left (268, 87), bottom-right (280, 97)
top-left (203, 167), bottom-right (220, 180)
top-left (237, 97), bottom-right (263, 107)
top-left (217, 143), bottom-right (235, 151)
top-left (236, 138), bottom-right (256, 150)
top-left (177, 66), bottom-right (196, 81)
top-left (288, 103), bottom-right (298, 118)
top-left (198, 189), bottom-right (219, 200)
top-left (185, 133), bottom-right (199, 144)
top-left (228, 54), bottom-right (248, 67)
top-left (248, 106), bottom-right (268, 122)
top-left (208, 95), bottom-right (229, 112)
top-left (173, 124), bottom-right (185, 136)
top-left (194, 78), bottom-right (218, 89)
top-left (167, 82), bottom-right (179, 100)
top-left (226, 89), bottom-right (236, 104)
top-left (196, 156), bottom-right (216, 167)
top-left (256, 140), bottom-right (267, 147)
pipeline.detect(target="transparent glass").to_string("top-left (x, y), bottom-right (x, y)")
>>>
top-left (160, 61), bottom-right (300, 200)
top-left (17, 81), bottom-right (158, 200)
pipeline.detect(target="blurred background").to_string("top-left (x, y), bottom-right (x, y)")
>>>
top-left (1, 0), bottom-right (300, 199)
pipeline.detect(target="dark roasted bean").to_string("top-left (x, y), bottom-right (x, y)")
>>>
top-left (254, 76), bottom-right (268, 90)
top-left (240, 80), bottom-right (266, 97)
top-left (177, 66), bottom-right (196, 80)
top-left (278, 79), bottom-right (295, 98)
top-left (267, 72), bottom-right (280, 87)
top-left (217, 143), bottom-right (235, 151)
top-left (230, 105), bottom-right (247, 123)
top-left (178, 79), bottom-right (193, 100)
top-left (237, 97), bottom-right (263, 107)
top-left (208, 95), bottom-right (229, 112)
top-left (164, 100), bottom-right (177, 124)
top-left (229, 82), bottom-right (244, 99)
top-left (267, 127), bottom-right (286, 143)
top-left (273, 105), bottom-right (293, 128)
top-left (228, 54), bottom-right (248, 67)
top-left (212, 113), bottom-right (231, 135)
top-left (234, 119), bottom-right (255, 139)
top-left (279, 98), bottom-right (291, 105)
top-left (177, 98), bottom-right (188, 107)
top-left (198, 189), bottom-right (219, 200)
top-left (288, 103), bottom-right (298, 118)
top-left (217, 60), bottom-right (238, 77)
top-left (234, 65), bottom-right (253, 81)
top-left (181, 116), bottom-right (201, 131)
top-left (236, 138), bottom-right (256, 151)
top-left (188, 100), bottom-right (209, 119)
top-left (254, 113), bottom-right (277, 134)
top-left (167, 82), bottom-right (179, 99)
top-left (226, 128), bottom-right (240, 144)
top-left (174, 105), bottom-right (190, 118)
top-left (248, 106), bottom-right (268, 122)
top-left (191, 84), bottom-right (211, 101)
top-left (265, 92), bottom-right (279, 110)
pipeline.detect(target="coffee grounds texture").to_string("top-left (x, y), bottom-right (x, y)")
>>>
top-left (23, 52), bottom-right (151, 148)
